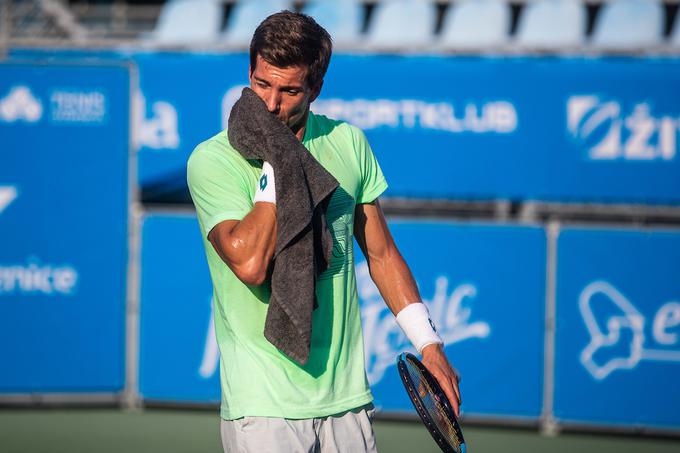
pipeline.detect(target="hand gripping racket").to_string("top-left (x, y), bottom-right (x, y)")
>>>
top-left (396, 352), bottom-right (467, 453)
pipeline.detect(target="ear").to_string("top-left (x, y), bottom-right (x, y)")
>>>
top-left (248, 65), bottom-right (253, 81)
top-left (310, 80), bottom-right (323, 103)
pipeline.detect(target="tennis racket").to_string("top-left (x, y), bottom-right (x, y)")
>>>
top-left (396, 352), bottom-right (466, 453)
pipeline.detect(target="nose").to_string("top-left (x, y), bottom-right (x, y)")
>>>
top-left (264, 91), bottom-right (280, 114)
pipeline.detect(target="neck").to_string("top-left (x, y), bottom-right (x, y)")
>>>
top-left (292, 109), bottom-right (311, 142)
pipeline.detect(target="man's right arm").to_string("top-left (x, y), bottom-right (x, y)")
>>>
top-left (208, 202), bottom-right (276, 286)
top-left (188, 145), bottom-right (277, 286)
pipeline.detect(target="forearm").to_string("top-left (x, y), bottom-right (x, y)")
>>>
top-left (368, 245), bottom-right (444, 354)
top-left (211, 202), bottom-right (277, 285)
top-left (368, 249), bottom-right (421, 316)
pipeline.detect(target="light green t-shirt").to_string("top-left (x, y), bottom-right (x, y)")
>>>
top-left (186, 111), bottom-right (388, 420)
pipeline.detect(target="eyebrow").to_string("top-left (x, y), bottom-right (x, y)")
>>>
top-left (253, 76), bottom-right (303, 91)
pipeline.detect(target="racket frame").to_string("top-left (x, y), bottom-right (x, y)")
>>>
top-left (396, 352), bottom-right (466, 453)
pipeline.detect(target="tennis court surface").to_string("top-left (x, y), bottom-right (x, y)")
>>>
top-left (1, 409), bottom-right (679, 453)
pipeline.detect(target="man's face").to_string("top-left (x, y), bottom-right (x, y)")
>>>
top-left (249, 54), bottom-right (321, 138)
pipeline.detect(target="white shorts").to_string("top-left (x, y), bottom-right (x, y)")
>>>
top-left (220, 404), bottom-right (378, 453)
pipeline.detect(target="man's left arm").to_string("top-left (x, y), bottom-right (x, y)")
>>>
top-left (354, 200), bottom-right (462, 416)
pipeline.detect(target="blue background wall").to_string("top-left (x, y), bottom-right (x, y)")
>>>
top-left (555, 228), bottom-right (680, 429)
top-left (0, 62), bottom-right (130, 392)
top-left (2, 55), bottom-right (679, 431)
top-left (357, 222), bottom-right (546, 418)
top-left (10, 50), bottom-right (680, 204)
top-left (137, 215), bottom-right (546, 419)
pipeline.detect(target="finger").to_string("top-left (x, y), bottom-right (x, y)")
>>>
top-left (418, 379), bottom-right (428, 399)
top-left (448, 381), bottom-right (460, 418)
top-left (452, 367), bottom-right (462, 384)
top-left (452, 378), bottom-right (462, 409)
top-left (434, 371), bottom-right (460, 417)
top-left (445, 365), bottom-right (462, 406)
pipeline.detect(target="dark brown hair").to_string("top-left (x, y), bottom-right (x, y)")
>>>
top-left (250, 11), bottom-right (332, 90)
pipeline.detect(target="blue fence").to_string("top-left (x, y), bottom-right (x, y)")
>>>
top-left (139, 214), bottom-right (219, 402)
top-left (138, 215), bottom-right (546, 418)
top-left (554, 227), bottom-right (680, 429)
top-left (137, 215), bottom-right (680, 429)
top-left (10, 49), bottom-right (680, 204)
top-left (2, 54), bottom-right (680, 432)
top-left (0, 62), bottom-right (130, 392)
top-left (357, 221), bottom-right (546, 418)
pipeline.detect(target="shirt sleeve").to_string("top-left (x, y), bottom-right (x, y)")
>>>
top-left (352, 126), bottom-right (388, 204)
top-left (187, 143), bottom-right (253, 238)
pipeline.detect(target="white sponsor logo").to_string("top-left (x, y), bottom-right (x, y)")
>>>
top-left (199, 297), bottom-right (219, 378)
top-left (357, 261), bottom-right (491, 384)
top-left (568, 95), bottom-right (677, 161)
top-left (580, 280), bottom-right (680, 380)
top-left (134, 91), bottom-right (180, 150)
top-left (50, 90), bottom-right (107, 123)
top-left (0, 258), bottom-right (79, 295)
top-left (0, 186), bottom-right (18, 214)
top-left (314, 98), bottom-right (517, 134)
top-left (221, 85), bottom-right (517, 134)
top-left (0, 86), bottom-right (43, 123)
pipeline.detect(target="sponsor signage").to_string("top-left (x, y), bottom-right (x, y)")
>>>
top-left (139, 214), bottom-right (220, 402)
top-left (554, 227), bottom-right (680, 428)
top-left (0, 62), bottom-right (130, 392)
top-left (359, 221), bottom-right (546, 418)
top-left (139, 216), bottom-right (546, 419)
top-left (10, 50), bottom-right (680, 203)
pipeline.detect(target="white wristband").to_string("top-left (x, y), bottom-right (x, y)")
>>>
top-left (396, 303), bottom-right (443, 354)
top-left (254, 161), bottom-right (276, 205)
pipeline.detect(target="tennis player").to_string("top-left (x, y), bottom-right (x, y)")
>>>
top-left (187, 11), bottom-right (461, 452)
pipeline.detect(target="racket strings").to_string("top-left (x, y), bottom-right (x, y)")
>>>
top-left (406, 359), bottom-right (462, 449)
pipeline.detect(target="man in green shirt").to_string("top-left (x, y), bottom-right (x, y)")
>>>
top-left (187, 11), bottom-right (461, 452)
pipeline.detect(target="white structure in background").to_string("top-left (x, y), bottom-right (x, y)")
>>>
top-left (591, 0), bottom-right (663, 50)
top-left (439, 0), bottom-right (510, 50)
top-left (515, 0), bottom-right (585, 50)
top-left (303, 0), bottom-right (363, 48)
top-left (152, 0), bottom-right (222, 44)
top-left (222, 0), bottom-right (290, 47)
top-left (366, 0), bottom-right (436, 50)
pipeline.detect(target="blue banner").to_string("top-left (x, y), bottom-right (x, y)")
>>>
top-left (0, 62), bottom-right (130, 392)
top-left (10, 50), bottom-right (680, 204)
top-left (359, 221), bottom-right (546, 418)
top-left (139, 214), bottom-right (219, 402)
top-left (132, 53), bottom-right (249, 198)
top-left (320, 56), bottom-right (680, 204)
top-left (554, 227), bottom-right (680, 428)
top-left (139, 215), bottom-right (546, 418)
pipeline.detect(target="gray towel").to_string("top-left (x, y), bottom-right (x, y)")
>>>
top-left (228, 88), bottom-right (339, 366)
